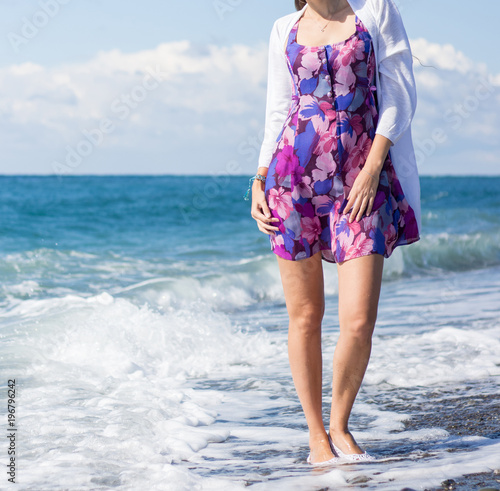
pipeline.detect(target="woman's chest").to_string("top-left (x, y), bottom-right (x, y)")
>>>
top-left (286, 28), bottom-right (375, 87)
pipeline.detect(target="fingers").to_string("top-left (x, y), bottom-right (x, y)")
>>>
top-left (354, 195), bottom-right (370, 222)
top-left (343, 189), bottom-right (374, 223)
top-left (343, 195), bottom-right (355, 215)
top-left (342, 169), bottom-right (379, 222)
top-left (251, 206), bottom-right (279, 224)
top-left (348, 193), bottom-right (374, 223)
top-left (366, 196), bottom-right (374, 217)
top-left (349, 194), bottom-right (364, 223)
top-left (251, 199), bottom-right (280, 236)
top-left (258, 214), bottom-right (280, 235)
top-left (261, 202), bottom-right (278, 223)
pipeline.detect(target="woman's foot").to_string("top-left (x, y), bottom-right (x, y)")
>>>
top-left (307, 431), bottom-right (338, 464)
top-left (328, 431), bottom-right (375, 462)
top-left (328, 429), bottom-right (364, 455)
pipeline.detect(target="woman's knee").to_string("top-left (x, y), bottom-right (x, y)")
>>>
top-left (288, 307), bottom-right (324, 336)
top-left (340, 314), bottom-right (376, 344)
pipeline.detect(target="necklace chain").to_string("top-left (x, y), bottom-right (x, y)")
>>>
top-left (310, 12), bottom-right (330, 32)
top-left (308, 2), bottom-right (345, 32)
top-left (319, 20), bottom-right (330, 33)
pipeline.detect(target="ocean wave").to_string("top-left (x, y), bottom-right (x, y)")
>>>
top-left (402, 230), bottom-right (500, 274)
top-left (1, 228), bottom-right (499, 314)
top-left (0, 291), bottom-right (281, 489)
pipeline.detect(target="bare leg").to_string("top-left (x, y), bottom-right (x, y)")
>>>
top-left (329, 253), bottom-right (384, 453)
top-left (276, 250), bottom-right (335, 463)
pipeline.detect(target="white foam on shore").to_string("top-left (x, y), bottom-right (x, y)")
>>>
top-left (1, 264), bottom-right (499, 489)
top-left (365, 324), bottom-right (500, 387)
top-left (0, 291), bottom-right (283, 489)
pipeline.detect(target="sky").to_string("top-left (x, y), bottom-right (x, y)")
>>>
top-left (0, 0), bottom-right (498, 176)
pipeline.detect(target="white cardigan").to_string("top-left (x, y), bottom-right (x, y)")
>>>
top-left (257, 0), bottom-right (422, 234)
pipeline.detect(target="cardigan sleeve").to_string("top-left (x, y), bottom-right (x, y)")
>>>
top-left (374, 0), bottom-right (417, 146)
top-left (257, 20), bottom-right (294, 169)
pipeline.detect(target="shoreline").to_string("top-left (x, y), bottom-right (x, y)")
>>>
top-left (387, 386), bottom-right (500, 491)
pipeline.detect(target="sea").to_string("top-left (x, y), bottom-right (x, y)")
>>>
top-left (0, 175), bottom-right (499, 491)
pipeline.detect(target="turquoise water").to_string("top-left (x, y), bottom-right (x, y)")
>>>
top-left (0, 175), bottom-right (499, 490)
top-left (1, 176), bottom-right (499, 293)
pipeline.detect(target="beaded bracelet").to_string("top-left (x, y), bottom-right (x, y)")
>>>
top-left (243, 173), bottom-right (266, 200)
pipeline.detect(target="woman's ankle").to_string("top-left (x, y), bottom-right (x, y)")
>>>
top-left (328, 428), bottom-right (363, 454)
top-left (308, 428), bottom-right (329, 443)
top-left (308, 430), bottom-right (336, 463)
top-left (329, 427), bottom-right (350, 438)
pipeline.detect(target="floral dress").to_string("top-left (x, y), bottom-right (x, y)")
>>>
top-left (264, 14), bottom-right (420, 263)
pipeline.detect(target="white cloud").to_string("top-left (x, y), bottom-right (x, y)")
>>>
top-left (411, 38), bottom-right (478, 74)
top-left (0, 37), bottom-right (498, 175)
top-left (410, 38), bottom-right (499, 175)
top-left (0, 40), bottom-right (269, 174)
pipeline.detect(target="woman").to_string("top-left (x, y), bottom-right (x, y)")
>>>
top-left (247, 0), bottom-right (421, 466)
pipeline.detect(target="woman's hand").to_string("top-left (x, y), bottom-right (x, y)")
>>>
top-left (343, 134), bottom-right (392, 223)
top-left (343, 167), bottom-right (379, 223)
top-left (250, 178), bottom-right (280, 235)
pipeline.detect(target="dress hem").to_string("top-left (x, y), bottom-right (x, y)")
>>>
top-left (270, 234), bottom-right (421, 264)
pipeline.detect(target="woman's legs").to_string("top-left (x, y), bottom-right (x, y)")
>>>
top-left (275, 250), bottom-right (335, 463)
top-left (329, 253), bottom-right (384, 453)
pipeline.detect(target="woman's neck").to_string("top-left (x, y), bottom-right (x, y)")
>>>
top-left (306, 0), bottom-right (350, 20)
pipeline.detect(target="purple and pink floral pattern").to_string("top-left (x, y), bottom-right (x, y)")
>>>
top-left (264, 15), bottom-right (420, 263)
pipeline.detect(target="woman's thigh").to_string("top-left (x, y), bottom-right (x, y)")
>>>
top-left (276, 250), bottom-right (325, 322)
